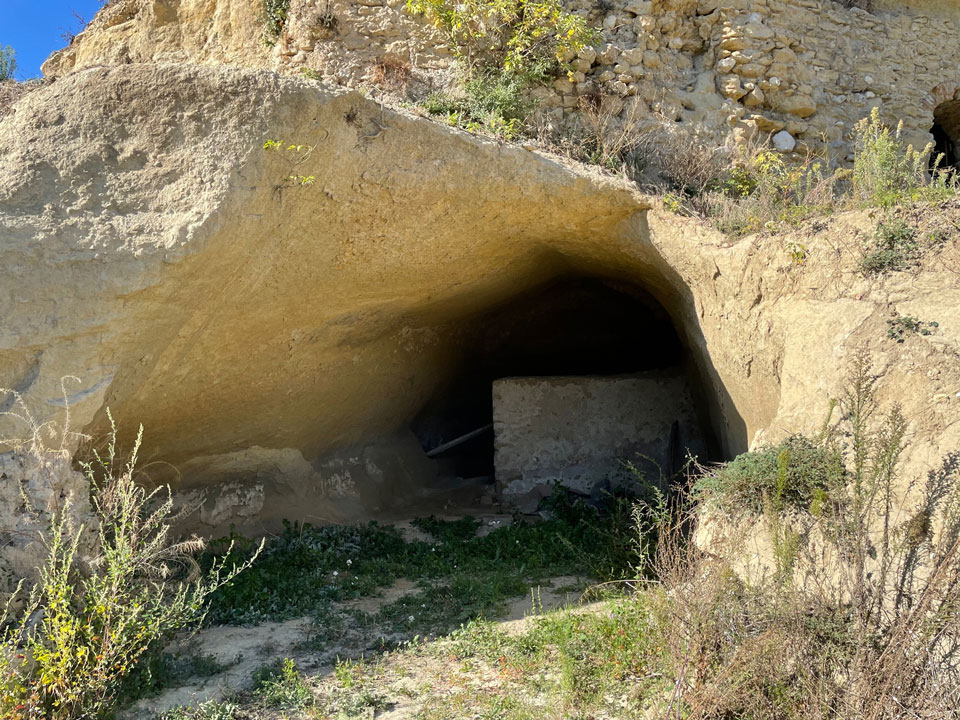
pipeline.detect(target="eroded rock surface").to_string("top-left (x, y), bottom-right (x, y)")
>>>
top-left (1, 61), bottom-right (959, 570)
top-left (1, 63), bottom-right (655, 533)
top-left (40, 0), bottom-right (960, 164)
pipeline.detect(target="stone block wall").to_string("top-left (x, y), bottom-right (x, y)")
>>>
top-left (280, 0), bottom-right (960, 161)
top-left (546, 0), bottom-right (960, 159)
top-left (493, 372), bottom-right (706, 509)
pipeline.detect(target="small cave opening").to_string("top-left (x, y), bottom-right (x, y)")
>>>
top-left (931, 100), bottom-right (960, 172)
top-left (410, 275), bottom-right (722, 508)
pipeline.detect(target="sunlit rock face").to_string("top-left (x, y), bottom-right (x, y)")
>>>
top-left (2, 61), bottom-right (959, 558)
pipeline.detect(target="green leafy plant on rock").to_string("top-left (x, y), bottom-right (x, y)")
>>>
top-left (860, 218), bottom-right (920, 274)
top-left (262, 0), bottom-right (291, 44)
top-left (263, 139), bottom-right (317, 188)
top-left (886, 314), bottom-right (938, 342)
top-left (693, 435), bottom-right (841, 516)
top-left (419, 65), bottom-right (544, 139)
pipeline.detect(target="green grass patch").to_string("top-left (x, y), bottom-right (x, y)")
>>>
top-left (419, 63), bottom-right (549, 139)
top-left (252, 658), bottom-right (315, 710)
top-left (205, 488), bottom-right (637, 628)
top-left (419, 596), bottom-right (663, 719)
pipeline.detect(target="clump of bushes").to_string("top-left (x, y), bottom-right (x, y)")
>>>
top-left (643, 354), bottom-right (959, 717)
top-left (420, 65), bottom-right (545, 139)
top-left (262, 0), bottom-right (291, 44)
top-left (852, 107), bottom-right (954, 208)
top-left (406, 0), bottom-right (597, 75)
top-left (0, 46), bottom-right (16, 82)
top-left (0, 408), bottom-right (260, 720)
top-left (694, 435), bottom-right (840, 515)
top-left (656, 106), bottom-right (957, 236)
top-left (408, 0), bottom-right (599, 138)
top-left (707, 149), bottom-right (841, 236)
top-left (254, 657), bottom-right (315, 710)
top-left (649, 132), bottom-right (846, 236)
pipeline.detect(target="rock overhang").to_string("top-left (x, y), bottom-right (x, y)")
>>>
top-left (3, 64), bottom-right (709, 529)
top-left (4, 62), bottom-right (958, 539)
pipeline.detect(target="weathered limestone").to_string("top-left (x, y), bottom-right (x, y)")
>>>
top-left (493, 373), bottom-right (707, 508)
top-left (0, 63), bottom-right (656, 536)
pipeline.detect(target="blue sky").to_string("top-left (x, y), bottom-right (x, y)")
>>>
top-left (2, 0), bottom-right (104, 79)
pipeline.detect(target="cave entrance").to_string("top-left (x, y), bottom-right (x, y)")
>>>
top-left (931, 100), bottom-right (960, 172)
top-left (411, 275), bottom-right (717, 510)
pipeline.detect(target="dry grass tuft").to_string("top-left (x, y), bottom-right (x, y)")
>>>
top-left (369, 57), bottom-right (412, 94)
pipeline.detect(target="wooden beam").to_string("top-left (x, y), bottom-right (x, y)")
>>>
top-left (426, 424), bottom-right (494, 458)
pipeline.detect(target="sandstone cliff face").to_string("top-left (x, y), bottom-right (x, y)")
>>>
top-left (1, 64), bottom-right (656, 534)
top-left (3, 63), bottom-right (958, 548)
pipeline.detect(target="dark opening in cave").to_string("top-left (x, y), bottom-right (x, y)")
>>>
top-left (410, 275), bottom-right (720, 501)
top-left (931, 100), bottom-right (960, 172)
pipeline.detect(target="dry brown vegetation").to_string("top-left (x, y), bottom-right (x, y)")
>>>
top-left (368, 57), bottom-right (411, 93)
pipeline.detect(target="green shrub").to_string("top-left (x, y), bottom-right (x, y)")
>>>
top-left (409, 0), bottom-right (599, 139)
top-left (664, 108), bottom-right (956, 237)
top-left (262, 0), bottom-right (291, 44)
top-left (420, 64), bottom-right (546, 139)
top-left (652, 355), bottom-right (960, 717)
top-left (464, 64), bottom-right (544, 121)
top-left (706, 150), bottom-right (841, 236)
top-left (859, 218), bottom-right (920, 273)
top-left (405, 0), bottom-right (598, 75)
top-left (694, 435), bottom-right (842, 515)
top-left (0, 46), bottom-right (15, 82)
top-left (254, 658), bottom-right (314, 709)
top-left (0, 412), bottom-right (261, 720)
